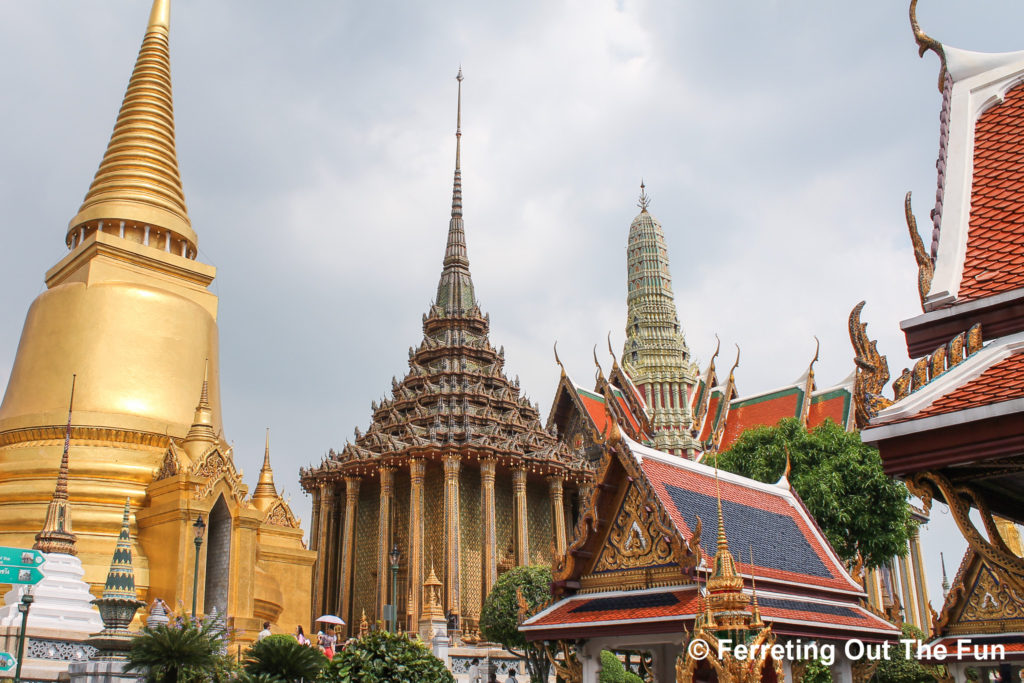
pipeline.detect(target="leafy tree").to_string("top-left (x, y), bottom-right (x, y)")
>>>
top-left (244, 634), bottom-right (327, 682)
top-left (479, 565), bottom-right (553, 683)
top-left (717, 418), bottom-right (916, 569)
top-left (803, 658), bottom-right (833, 683)
top-left (597, 651), bottom-right (641, 683)
top-left (872, 625), bottom-right (944, 683)
top-left (318, 630), bottom-right (453, 683)
top-left (125, 619), bottom-right (235, 683)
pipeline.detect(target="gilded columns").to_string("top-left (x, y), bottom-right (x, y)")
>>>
top-left (480, 459), bottom-right (497, 597)
top-left (909, 529), bottom-right (929, 634)
top-left (313, 482), bottom-right (330, 616)
top-left (513, 466), bottom-right (529, 565)
top-left (376, 466), bottom-right (394, 621)
top-left (443, 455), bottom-right (462, 616)
top-left (408, 458), bottom-right (425, 630)
top-left (549, 475), bottom-right (566, 558)
top-left (340, 476), bottom-right (360, 633)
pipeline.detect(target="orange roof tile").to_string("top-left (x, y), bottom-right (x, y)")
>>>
top-left (913, 351), bottom-right (1024, 419)
top-left (807, 391), bottom-right (851, 430)
top-left (961, 83), bottom-right (1024, 301)
top-left (718, 389), bottom-right (801, 451)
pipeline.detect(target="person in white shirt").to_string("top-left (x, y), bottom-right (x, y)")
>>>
top-left (257, 622), bottom-right (272, 641)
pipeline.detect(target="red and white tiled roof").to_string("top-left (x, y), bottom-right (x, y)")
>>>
top-left (923, 47), bottom-right (1024, 310)
top-left (627, 437), bottom-right (864, 597)
top-left (520, 584), bottom-right (895, 641)
top-left (862, 331), bottom-right (1024, 438)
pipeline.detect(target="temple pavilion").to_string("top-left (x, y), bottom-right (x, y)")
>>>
top-left (299, 73), bottom-right (591, 639)
top-left (547, 188), bottom-right (933, 636)
top-left (853, 4), bottom-right (1024, 680)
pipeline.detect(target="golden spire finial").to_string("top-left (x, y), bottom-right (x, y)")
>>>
top-left (34, 375), bottom-right (78, 555)
top-left (252, 427), bottom-right (278, 507)
top-left (714, 455), bottom-right (728, 553)
top-left (455, 67), bottom-right (463, 170)
top-left (183, 361), bottom-right (216, 457)
top-left (68, 0), bottom-right (196, 255)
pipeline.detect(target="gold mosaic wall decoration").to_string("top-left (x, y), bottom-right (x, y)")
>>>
top-left (460, 466), bottom-right (483, 615)
top-left (392, 468), bottom-right (411, 626)
top-left (527, 479), bottom-right (554, 566)
top-left (353, 478), bottom-right (380, 628)
top-left (494, 470), bottom-right (515, 570)
top-left (424, 464), bottom-right (445, 589)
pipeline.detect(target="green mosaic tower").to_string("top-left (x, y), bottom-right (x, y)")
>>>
top-left (622, 184), bottom-right (700, 457)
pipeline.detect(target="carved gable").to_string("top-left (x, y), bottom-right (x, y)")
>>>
top-left (592, 482), bottom-right (676, 574)
top-left (938, 550), bottom-right (1024, 636)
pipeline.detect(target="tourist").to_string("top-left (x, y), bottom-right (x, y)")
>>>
top-left (488, 672), bottom-right (498, 683)
top-left (295, 624), bottom-right (309, 645)
top-left (505, 673), bottom-right (517, 683)
top-left (258, 621), bottom-right (271, 641)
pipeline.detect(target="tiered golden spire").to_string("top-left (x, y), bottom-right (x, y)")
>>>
top-left (67, 0), bottom-right (196, 254)
top-left (34, 376), bottom-right (78, 556)
top-left (183, 361), bottom-right (217, 460)
top-left (252, 428), bottom-right (279, 509)
top-left (705, 462), bottom-right (747, 614)
top-left (422, 563), bottom-right (446, 621)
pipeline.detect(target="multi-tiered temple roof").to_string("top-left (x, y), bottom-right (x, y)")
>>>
top-left (301, 73), bottom-right (586, 482)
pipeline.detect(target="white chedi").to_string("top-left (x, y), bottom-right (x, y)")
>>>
top-left (0, 553), bottom-right (102, 632)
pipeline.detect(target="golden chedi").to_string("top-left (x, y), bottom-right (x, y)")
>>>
top-left (0, 0), bottom-right (313, 639)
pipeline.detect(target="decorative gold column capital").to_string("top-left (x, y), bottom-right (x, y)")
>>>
top-left (443, 454), bottom-right (462, 477)
top-left (480, 458), bottom-right (496, 480)
top-left (548, 474), bottom-right (564, 496)
top-left (379, 465), bottom-right (395, 493)
top-left (513, 465), bottom-right (527, 491)
top-left (410, 457), bottom-right (426, 480)
top-left (344, 475), bottom-right (361, 496)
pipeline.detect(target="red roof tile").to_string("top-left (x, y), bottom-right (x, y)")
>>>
top-left (807, 391), bottom-right (851, 430)
top-left (962, 83), bottom-right (1024, 301)
top-left (698, 393), bottom-right (722, 442)
top-left (638, 456), bottom-right (857, 594)
top-left (719, 389), bottom-right (801, 451)
top-left (914, 351), bottom-right (1024, 419)
top-left (524, 588), bottom-right (699, 628)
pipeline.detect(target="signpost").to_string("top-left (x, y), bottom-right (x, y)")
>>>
top-left (0, 566), bottom-right (44, 586)
top-left (0, 548), bottom-right (43, 569)
top-left (0, 548), bottom-right (45, 683)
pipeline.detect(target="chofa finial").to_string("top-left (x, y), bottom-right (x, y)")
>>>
top-left (910, 0), bottom-right (948, 93)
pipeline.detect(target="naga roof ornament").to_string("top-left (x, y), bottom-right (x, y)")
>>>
top-left (905, 192), bottom-right (935, 309)
top-left (910, 0), bottom-right (948, 93)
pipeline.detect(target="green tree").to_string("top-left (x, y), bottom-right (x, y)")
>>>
top-left (717, 418), bottom-right (916, 569)
top-left (872, 625), bottom-right (944, 683)
top-left (318, 630), bottom-right (453, 683)
top-left (125, 620), bottom-right (235, 683)
top-left (244, 634), bottom-right (327, 682)
top-left (479, 565), bottom-right (552, 683)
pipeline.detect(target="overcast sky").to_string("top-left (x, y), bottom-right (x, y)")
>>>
top-left (3, 0), bottom-right (1021, 616)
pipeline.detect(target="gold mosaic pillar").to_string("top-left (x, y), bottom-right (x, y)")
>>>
top-left (408, 458), bottom-right (426, 629)
top-left (376, 466), bottom-right (395, 622)
top-left (480, 459), bottom-right (497, 597)
top-left (909, 528), bottom-right (929, 633)
top-left (313, 482), bottom-right (330, 616)
top-left (340, 476), bottom-right (360, 633)
top-left (443, 455), bottom-right (462, 616)
top-left (513, 466), bottom-right (529, 565)
top-left (549, 475), bottom-right (566, 558)
top-left (324, 487), bottom-right (339, 611)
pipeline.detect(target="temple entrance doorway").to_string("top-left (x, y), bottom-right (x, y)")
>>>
top-left (204, 495), bottom-right (232, 616)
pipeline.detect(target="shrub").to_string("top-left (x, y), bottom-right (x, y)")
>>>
top-left (318, 630), bottom-right (453, 683)
top-left (244, 634), bottom-right (327, 682)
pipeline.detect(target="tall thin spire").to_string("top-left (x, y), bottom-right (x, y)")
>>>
top-left (253, 428), bottom-right (278, 507)
top-left (940, 552), bottom-right (950, 598)
top-left (34, 376), bottom-right (78, 555)
top-left (183, 360), bottom-right (217, 458)
top-left (68, 0), bottom-right (196, 254)
top-left (434, 68), bottom-right (476, 315)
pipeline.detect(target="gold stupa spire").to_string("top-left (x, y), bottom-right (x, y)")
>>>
top-left (706, 459), bottom-right (745, 606)
top-left (34, 376), bottom-right (78, 556)
top-left (252, 428), bottom-right (278, 509)
top-left (422, 563), bottom-right (446, 621)
top-left (183, 361), bottom-right (217, 460)
top-left (67, 0), bottom-right (196, 255)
